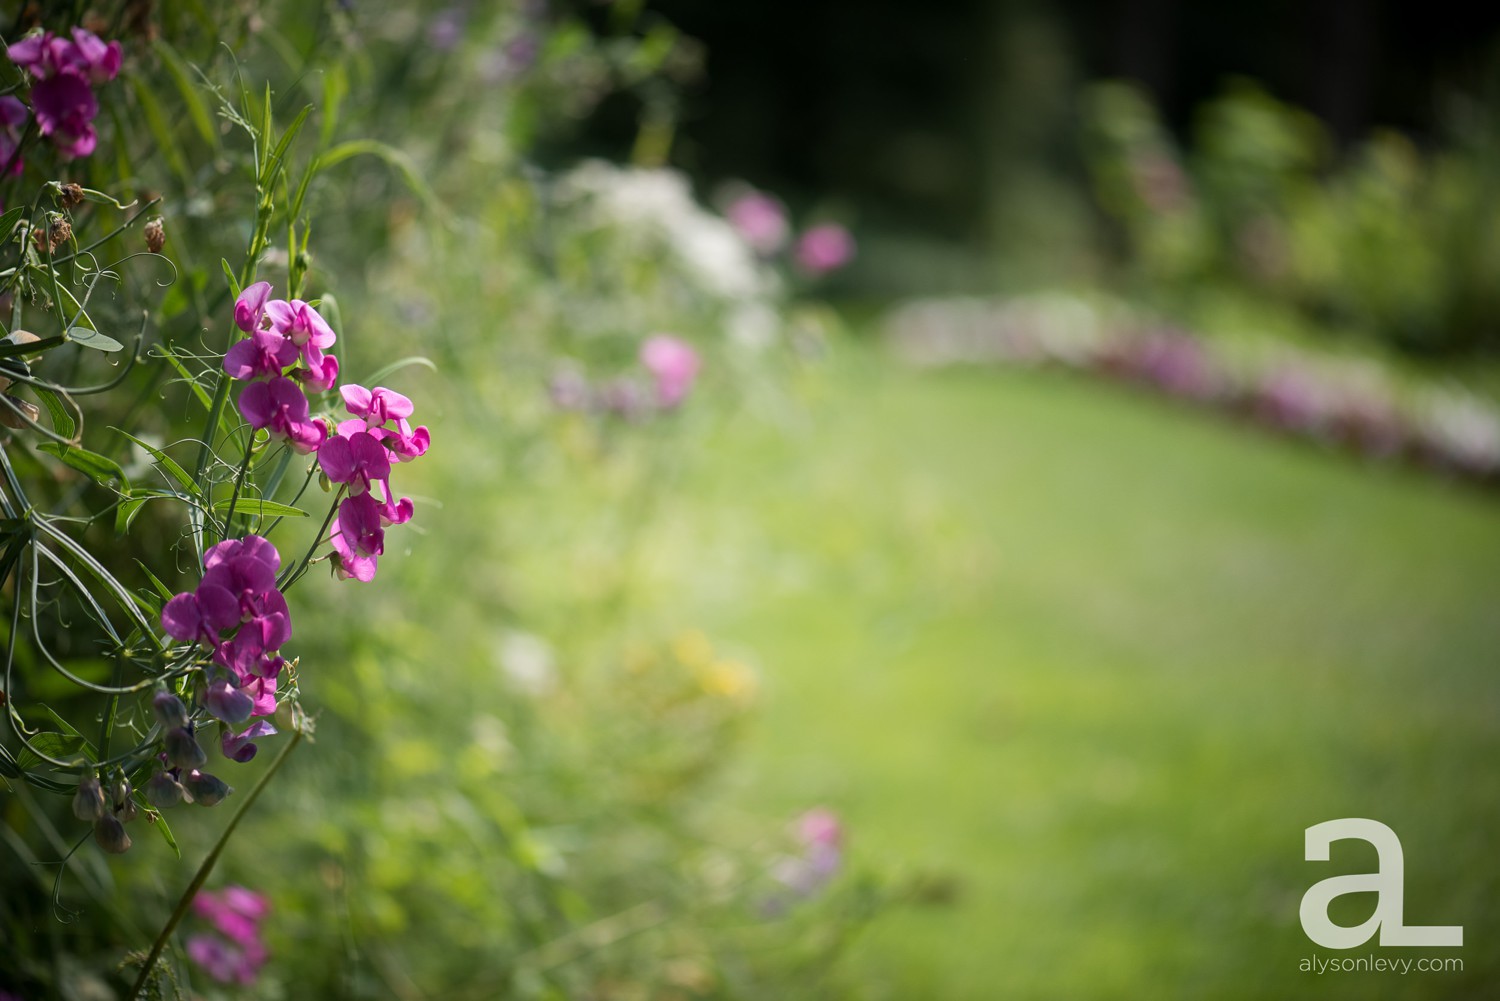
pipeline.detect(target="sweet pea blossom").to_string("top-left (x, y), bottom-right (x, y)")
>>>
top-left (6, 28), bottom-right (121, 161)
top-left (266, 298), bottom-right (337, 369)
top-left (221, 721), bottom-right (277, 763)
top-left (794, 223), bottom-right (856, 275)
top-left (188, 886), bottom-right (271, 984)
top-left (238, 376), bottom-right (327, 453)
top-left (640, 335), bottom-right (700, 408)
top-left (234, 281), bottom-right (273, 333)
top-left (224, 328), bottom-right (298, 381)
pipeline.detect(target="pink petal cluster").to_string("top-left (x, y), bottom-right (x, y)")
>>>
top-left (6, 28), bottom-right (122, 160)
top-left (639, 335), bottom-right (701, 409)
top-left (318, 385), bottom-right (429, 582)
top-left (726, 190), bottom-right (790, 255)
top-left (160, 536), bottom-right (289, 727)
top-left (187, 886), bottom-right (271, 985)
top-left (225, 281), bottom-right (339, 453)
top-left (769, 808), bottom-right (844, 907)
top-left (794, 223), bottom-right (856, 276)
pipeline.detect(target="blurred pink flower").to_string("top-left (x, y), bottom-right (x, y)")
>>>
top-left (640, 335), bottom-right (701, 409)
top-left (794, 223), bottom-right (855, 275)
top-left (726, 190), bottom-right (789, 255)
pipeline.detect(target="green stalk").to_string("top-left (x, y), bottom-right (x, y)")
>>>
top-left (127, 726), bottom-right (304, 999)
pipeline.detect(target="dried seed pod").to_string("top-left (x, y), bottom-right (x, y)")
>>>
top-left (144, 218), bottom-right (165, 254)
top-left (58, 182), bottom-right (84, 208)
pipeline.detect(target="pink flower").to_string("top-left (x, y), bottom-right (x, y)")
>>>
top-left (726, 190), bottom-right (789, 255)
top-left (221, 721), bottom-right (276, 763)
top-left (639, 335), bottom-right (700, 409)
top-left (794, 223), bottom-right (855, 275)
top-left (63, 28), bottom-right (122, 84)
top-left (238, 376), bottom-right (327, 453)
top-left (29, 71), bottom-right (97, 159)
top-left (7, 28), bottom-right (121, 161)
top-left (224, 328), bottom-right (298, 381)
top-left (234, 282), bottom-right (273, 333)
top-left (292, 354), bottom-right (340, 393)
top-left (341, 384), bottom-right (430, 461)
top-left (265, 298), bottom-right (336, 369)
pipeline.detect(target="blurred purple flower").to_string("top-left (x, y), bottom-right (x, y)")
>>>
top-left (640, 335), bottom-right (700, 409)
top-left (726, 190), bottom-right (789, 255)
top-left (794, 223), bottom-right (855, 276)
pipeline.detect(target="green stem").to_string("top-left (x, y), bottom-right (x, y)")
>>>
top-left (127, 727), bottom-right (304, 999)
top-left (221, 437), bottom-right (259, 539)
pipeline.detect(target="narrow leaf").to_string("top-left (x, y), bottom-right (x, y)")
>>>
top-left (37, 442), bottom-right (131, 494)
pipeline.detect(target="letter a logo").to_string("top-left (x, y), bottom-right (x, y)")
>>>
top-left (1300, 818), bottom-right (1463, 948)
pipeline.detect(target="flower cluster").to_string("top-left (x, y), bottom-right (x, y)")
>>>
top-left (319, 383), bottom-right (427, 581)
top-left (71, 771), bottom-right (138, 854)
top-left (187, 886), bottom-right (271, 985)
top-left (5, 27), bottom-right (122, 161)
top-left (225, 282), bottom-right (338, 453)
top-left (161, 536), bottom-right (289, 726)
top-left (549, 334), bottom-right (701, 419)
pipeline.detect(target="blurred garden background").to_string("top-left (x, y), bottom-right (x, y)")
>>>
top-left (2, 1), bottom-right (1499, 999)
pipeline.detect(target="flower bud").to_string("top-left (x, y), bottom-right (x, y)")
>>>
top-left (114, 777), bottom-right (138, 823)
top-left (152, 690), bottom-right (188, 729)
top-left (72, 774), bottom-right (108, 821)
top-left (184, 770), bottom-right (232, 807)
top-left (164, 726), bottom-right (207, 771)
top-left (144, 218), bottom-right (165, 254)
top-left (93, 814), bottom-right (132, 854)
top-left (146, 770), bottom-right (186, 809)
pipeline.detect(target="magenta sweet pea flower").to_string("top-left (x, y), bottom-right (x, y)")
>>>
top-left (161, 588), bottom-right (241, 647)
top-left (726, 190), bottom-right (789, 255)
top-left (292, 353), bottom-right (340, 393)
top-left (238, 376), bottom-right (327, 453)
top-left (265, 298), bottom-right (336, 368)
top-left (221, 721), bottom-right (276, 763)
top-left (205, 676), bottom-right (253, 724)
top-left (341, 384), bottom-right (430, 460)
top-left (329, 521), bottom-right (378, 582)
top-left (794, 223), bottom-right (855, 275)
top-left (318, 430), bottom-right (391, 496)
top-left (224, 328), bottom-right (297, 381)
top-left (64, 28), bottom-right (122, 83)
top-left (30, 71), bottom-right (97, 159)
top-left (204, 535), bottom-right (281, 573)
top-left (640, 335), bottom-right (700, 408)
top-left (188, 886), bottom-right (270, 984)
top-left (234, 282), bottom-right (273, 334)
top-left (337, 493), bottom-right (385, 558)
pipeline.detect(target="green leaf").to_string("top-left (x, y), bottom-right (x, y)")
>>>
top-left (33, 387), bottom-right (77, 440)
top-left (134, 559), bottom-right (176, 602)
top-left (67, 326), bottom-right (124, 352)
top-left (20, 732), bottom-right (89, 767)
top-left (150, 807), bottom-right (182, 859)
top-left (37, 442), bottom-right (131, 494)
top-left (211, 497), bottom-right (308, 519)
top-left (0, 206), bottom-right (23, 239)
top-left (113, 428), bottom-right (198, 495)
top-left (151, 38), bottom-right (220, 153)
top-left (263, 104), bottom-right (312, 185)
top-left (114, 495), bottom-right (150, 536)
top-left (221, 259), bottom-right (241, 298)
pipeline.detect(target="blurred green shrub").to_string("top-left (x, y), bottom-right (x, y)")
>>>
top-left (1084, 78), bottom-right (1500, 356)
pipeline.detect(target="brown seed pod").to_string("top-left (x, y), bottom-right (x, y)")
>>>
top-left (59, 182), bottom-right (84, 208)
top-left (144, 218), bottom-right (165, 254)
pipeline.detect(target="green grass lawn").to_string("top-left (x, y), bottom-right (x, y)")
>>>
top-left (636, 343), bottom-right (1500, 1000)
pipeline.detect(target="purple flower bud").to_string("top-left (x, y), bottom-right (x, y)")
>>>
top-left (153, 690), bottom-right (188, 729)
top-left (146, 770), bottom-right (185, 809)
top-left (71, 774), bottom-right (107, 821)
top-left (184, 770), bottom-right (232, 807)
top-left (114, 777), bottom-right (138, 823)
top-left (164, 726), bottom-right (207, 771)
top-left (93, 814), bottom-right (132, 853)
